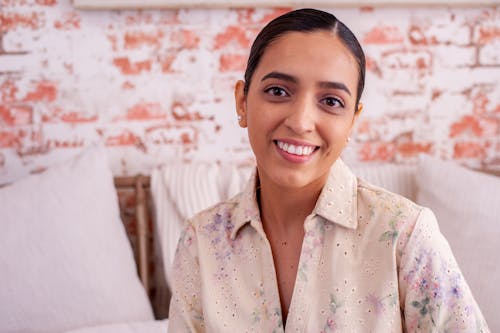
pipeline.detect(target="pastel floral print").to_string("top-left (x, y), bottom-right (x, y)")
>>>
top-left (168, 160), bottom-right (490, 332)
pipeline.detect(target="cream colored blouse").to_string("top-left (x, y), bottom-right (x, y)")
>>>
top-left (168, 159), bottom-right (489, 332)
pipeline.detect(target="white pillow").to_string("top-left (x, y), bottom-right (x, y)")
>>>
top-left (0, 146), bottom-right (154, 333)
top-left (63, 319), bottom-right (168, 333)
top-left (416, 154), bottom-right (500, 332)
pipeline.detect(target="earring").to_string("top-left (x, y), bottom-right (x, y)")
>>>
top-left (346, 137), bottom-right (351, 143)
top-left (237, 115), bottom-right (242, 122)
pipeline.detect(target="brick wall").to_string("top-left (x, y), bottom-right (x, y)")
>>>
top-left (1, 2), bottom-right (499, 183)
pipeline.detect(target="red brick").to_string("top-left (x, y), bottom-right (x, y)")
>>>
top-left (0, 11), bottom-right (43, 32)
top-left (364, 26), bottom-right (404, 44)
top-left (451, 115), bottom-right (499, 138)
top-left (476, 26), bottom-right (500, 45)
top-left (105, 130), bottom-right (141, 146)
top-left (125, 12), bottom-right (154, 26)
top-left (124, 102), bottom-right (166, 121)
top-left (49, 139), bottom-right (85, 148)
top-left (214, 25), bottom-right (252, 50)
top-left (453, 141), bottom-right (487, 159)
top-left (409, 25), bottom-right (438, 45)
top-left (365, 56), bottom-right (381, 77)
top-left (171, 101), bottom-right (205, 121)
top-left (397, 142), bottom-right (432, 157)
top-left (54, 12), bottom-right (81, 30)
top-left (472, 90), bottom-right (498, 115)
top-left (121, 81), bottom-right (135, 90)
top-left (0, 78), bottom-right (19, 103)
top-left (180, 132), bottom-right (192, 144)
top-left (359, 142), bottom-right (397, 162)
top-left (60, 112), bottom-right (98, 124)
top-left (219, 53), bottom-right (246, 72)
top-left (160, 54), bottom-right (177, 73)
top-left (107, 34), bottom-right (118, 52)
top-left (236, 8), bottom-right (256, 24)
top-left (113, 57), bottom-right (152, 75)
top-left (35, 0), bottom-right (57, 6)
top-left (171, 29), bottom-right (200, 50)
top-left (124, 30), bottom-right (164, 49)
top-left (23, 80), bottom-right (57, 102)
top-left (259, 8), bottom-right (291, 24)
top-left (381, 49), bottom-right (432, 70)
top-left (0, 104), bottom-right (32, 126)
top-left (0, 130), bottom-right (21, 148)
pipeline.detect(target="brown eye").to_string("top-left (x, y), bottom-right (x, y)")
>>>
top-left (265, 86), bottom-right (288, 97)
top-left (321, 96), bottom-right (344, 108)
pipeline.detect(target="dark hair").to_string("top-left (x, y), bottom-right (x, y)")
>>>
top-left (243, 8), bottom-right (366, 111)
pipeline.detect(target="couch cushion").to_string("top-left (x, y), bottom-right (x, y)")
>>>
top-left (0, 146), bottom-right (154, 333)
top-left (416, 154), bottom-right (499, 331)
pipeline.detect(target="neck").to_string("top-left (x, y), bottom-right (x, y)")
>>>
top-left (257, 171), bottom-right (325, 234)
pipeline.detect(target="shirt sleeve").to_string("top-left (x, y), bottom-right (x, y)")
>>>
top-left (168, 222), bottom-right (205, 333)
top-left (398, 207), bottom-right (490, 332)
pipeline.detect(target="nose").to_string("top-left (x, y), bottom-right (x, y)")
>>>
top-left (283, 95), bottom-right (315, 134)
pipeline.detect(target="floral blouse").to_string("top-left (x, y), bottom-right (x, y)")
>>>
top-left (168, 159), bottom-right (489, 332)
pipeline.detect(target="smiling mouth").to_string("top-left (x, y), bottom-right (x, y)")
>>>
top-left (274, 140), bottom-right (319, 156)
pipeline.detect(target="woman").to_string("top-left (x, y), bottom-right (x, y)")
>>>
top-left (169, 8), bottom-right (489, 332)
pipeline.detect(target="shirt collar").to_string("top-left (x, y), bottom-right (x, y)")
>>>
top-left (230, 159), bottom-right (358, 240)
top-left (230, 169), bottom-right (261, 240)
top-left (313, 159), bottom-right (358, 229)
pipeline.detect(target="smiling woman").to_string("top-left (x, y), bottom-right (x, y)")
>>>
top-left (168, 8), bottom-right (490, 333)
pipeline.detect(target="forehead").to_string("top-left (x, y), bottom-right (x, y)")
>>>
top-left (254, 30), bottom-right (359, 89)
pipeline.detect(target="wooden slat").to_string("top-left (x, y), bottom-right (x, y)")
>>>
top-left (113, 175), bottom-right (151, 295)
top-left (114, 175), bottom-right (150, 188)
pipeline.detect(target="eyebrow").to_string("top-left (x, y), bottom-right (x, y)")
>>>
top-left (261, 71), bottom-right (352, 96)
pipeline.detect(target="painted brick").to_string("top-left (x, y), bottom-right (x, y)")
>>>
top-left (453, 141), bottom-right (487, 159)
top-left (170, 29), bottom-right (200, 50)
top-left (0, 53), bottom-right (34, 72)
top-left (22, 80), bottom-right (57, 102)
top-left (219, 53), bottom-right (247, 72)
top-left (0, 5), bottom-right (499, 182)
top-left (159, 53), bottom-right (178, 73)
top-left (0, 77), bottom-right (19, 103)
top-left (0, 11), bottom-right (44, 32)
top-left (124, 30), bottom-right (165, 50)
top-left (397, 141), bottom-right (433, 158)
top-left (409, 19), bottom-right (471, 46)
top-left (359, 142), bottom-right (397, 162)
top-left (363, 26), bottom-right (404, 44)
top-left (380, 49), bottom-right (432, 71)
top-left (53, 11), bottom-right (80, 30)
top-left (475, 25), bottom-right (500, 45)
top-left (0, 104), bottom-right (32, 126)
top-left (105, 129), bottom-right (142, 146)
top-left (432, 45), bottom-right (476, 67)
top-left (35, 0), bottom-right (57, 6)
top-left (214, 25), bottom-right (252, 50)
top-left (123, 101), bottom-right (166, 121)
top-left (112, 57), bottom-right (152, 75)
top-left (478, 41), bottom-right (500, 65)
top-left (449, 114), bottom-right (499, 138)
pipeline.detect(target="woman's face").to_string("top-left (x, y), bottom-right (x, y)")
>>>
top-left (235, 30), bottom-right (362, 191)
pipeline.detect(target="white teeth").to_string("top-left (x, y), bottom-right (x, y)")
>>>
top-left (276, 141), bottom-right (315, 156)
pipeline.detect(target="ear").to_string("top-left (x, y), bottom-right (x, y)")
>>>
top-left (348, 102), bottom-right (363, 137)
top-left (354, 102), bottom-right (363, 122)
top-left (234, 80), bottom-right (247, 128)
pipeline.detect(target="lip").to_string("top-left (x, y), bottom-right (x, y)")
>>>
top-left (273, 138), bottom-right (319, 163)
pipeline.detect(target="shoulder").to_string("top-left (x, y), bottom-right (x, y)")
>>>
top-left (187, 193), bottom-right (241, 229)
top-left (354, 177), bottom-right (437, 253)
top-left (356, 176), bottom-right (423, 219)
